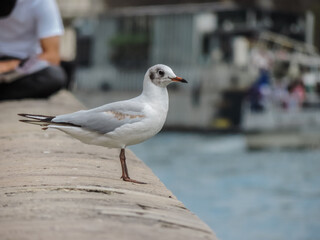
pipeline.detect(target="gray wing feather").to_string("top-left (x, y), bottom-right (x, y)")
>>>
top-left (52, 100), bottom-right (145, 134)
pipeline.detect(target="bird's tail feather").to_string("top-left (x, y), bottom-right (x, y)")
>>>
top-left (18, 113), bottom-right (81, 130)
top-left (18, 113), bottom-right (55, 121)
top-left (18, 113), bottom-right (55, 130)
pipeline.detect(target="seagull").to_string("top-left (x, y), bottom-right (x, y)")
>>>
top-left (18, 64), bottom-right (187, 184)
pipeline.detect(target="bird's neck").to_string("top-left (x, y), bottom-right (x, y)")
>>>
top-left (141, 79), bottom-right (169, 109)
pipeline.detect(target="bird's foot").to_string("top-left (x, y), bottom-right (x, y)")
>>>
top-left (121, 176), bottom-right (146, 184)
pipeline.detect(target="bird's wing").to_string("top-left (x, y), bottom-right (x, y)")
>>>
top-left (52, 100), bottom-right (146, 134)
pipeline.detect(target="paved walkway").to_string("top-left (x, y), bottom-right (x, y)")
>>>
top-left (0, 91), bottom-right (216, 240)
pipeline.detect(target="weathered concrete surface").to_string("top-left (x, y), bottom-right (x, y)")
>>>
top-left (0, 90), bottom-right (217, 240)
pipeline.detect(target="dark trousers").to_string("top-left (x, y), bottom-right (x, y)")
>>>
top-left (0, 60), bottom-right (67, 101)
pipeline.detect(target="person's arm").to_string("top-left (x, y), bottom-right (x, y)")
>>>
top-left (0, 59), bottom-right (20, 74)
top-left (0, 36), bottom-right (60, 74)
top-left (38, 35), bottom-right (61, 66)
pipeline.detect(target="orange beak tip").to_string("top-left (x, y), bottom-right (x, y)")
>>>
top-left (171, 77), bottom-right (188, 83)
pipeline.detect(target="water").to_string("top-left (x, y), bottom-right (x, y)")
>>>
top-left (130, 132), bottom-right (320, 240)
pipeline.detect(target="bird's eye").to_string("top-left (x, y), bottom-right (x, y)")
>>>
top-left (158, 70), bottom-right (164, 76)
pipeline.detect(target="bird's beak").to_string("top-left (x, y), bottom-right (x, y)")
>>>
top-left (170, 76), bottom-right (188, 83)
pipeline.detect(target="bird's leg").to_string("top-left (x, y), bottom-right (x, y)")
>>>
top-left (119, 148), bottom-right (146, 184)
top-left (120, 148), bottom-right (130, 179)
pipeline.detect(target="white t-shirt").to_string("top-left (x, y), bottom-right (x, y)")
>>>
top-left (0, 0), bottom-right (64, 59)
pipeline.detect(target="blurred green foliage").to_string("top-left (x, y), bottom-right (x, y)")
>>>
top-left (108, 33), bottom-right (150, 68)
top-left (109, 33), bottom-right (149, 47)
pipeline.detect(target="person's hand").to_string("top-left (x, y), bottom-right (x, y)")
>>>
top-left (0, 60), bottom-right (20, 74)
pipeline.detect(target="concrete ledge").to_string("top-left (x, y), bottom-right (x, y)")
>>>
top-left (0, 90), bottom-right (217, 240)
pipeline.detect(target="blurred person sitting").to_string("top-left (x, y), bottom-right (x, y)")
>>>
top-left (0, 0), bottom-right (66, 100)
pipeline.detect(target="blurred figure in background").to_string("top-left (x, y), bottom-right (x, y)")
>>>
top-left (287, 79), bottom-right (306, 110)
top-left (0, 0), bottom-right (66, 100)
top-left (248, 43), bottom-right (273, 112)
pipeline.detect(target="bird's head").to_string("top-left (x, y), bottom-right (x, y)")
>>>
top-left (146, 64), bottom-right (187, 88)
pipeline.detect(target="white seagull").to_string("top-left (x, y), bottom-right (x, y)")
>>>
top-left (18, 64), bottom-right (187, 184)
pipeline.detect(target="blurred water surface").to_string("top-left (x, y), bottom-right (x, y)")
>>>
top-left (130, 132), bottom-right (320, 240)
